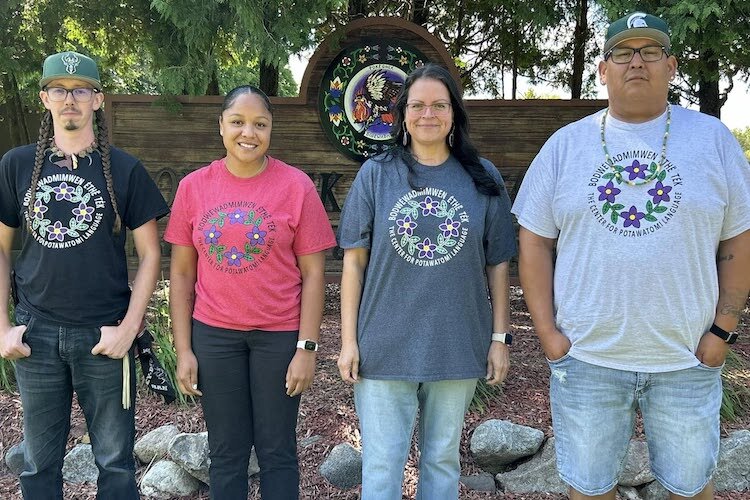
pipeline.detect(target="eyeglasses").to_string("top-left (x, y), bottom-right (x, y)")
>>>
top-left (605, 45), bottom-right (668, 64)
top-left (44, 87), bottom-right (99, 102)
top-left (406, 102), bottom-right (452, 116)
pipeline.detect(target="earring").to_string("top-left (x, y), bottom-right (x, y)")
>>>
top-left (448, 126), bottom-right (455, 148)
top-left (402, 124), bottom-right (409, 147)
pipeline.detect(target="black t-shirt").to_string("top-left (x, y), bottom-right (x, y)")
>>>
top-left (0, 144), bottom-right (169, 326)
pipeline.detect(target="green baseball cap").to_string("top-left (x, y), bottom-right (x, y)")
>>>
top-left (39, 51), bottom-right (102, 90)
top-left (604, 12), bottom-right (670, 54)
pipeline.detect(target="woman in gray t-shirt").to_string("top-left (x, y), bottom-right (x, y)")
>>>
top-left (337, 63), bottom-right (517, 499)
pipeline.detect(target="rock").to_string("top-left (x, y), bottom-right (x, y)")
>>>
top-left (134, 424), bottom-right (180, 464)
top-left (714, 429), bottom-right (750, 491)
top-left (5, 442), bottom-right (24, 476)
top-left (618, 485), bottom-right (643, 500)
top-left (620, 440), bottom-right (655, 486)
top-left (140, 460), bottom-right (202, 499)
top-left (470, 419), bottom-right (544, 474)
top-left (319, 443), bottom-right (362, 489)
top-left (62, 444), bottom-right (98, 483)
top-left (495, 437), bottom-right (567, 494)
top-left (639, 480), bottom-right (669, 500)
top-left (460, 473), bottom-right (496, 493)
top-left (169, 432), bottom-right (210, 484)
top-left (168, 432), bottom-right (259, 484)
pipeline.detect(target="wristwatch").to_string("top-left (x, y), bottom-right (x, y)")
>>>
top-left (491, 332), bottom-right (513, 345)
top-left (709, 324), bottom-right (739, 344)
top-left (296, 339), bottom-right (319, 352)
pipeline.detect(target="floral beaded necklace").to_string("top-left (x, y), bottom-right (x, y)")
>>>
top-left (600, 104), bottom-right (671, 187)
top-left (48, 138), bottom-right (98, 171)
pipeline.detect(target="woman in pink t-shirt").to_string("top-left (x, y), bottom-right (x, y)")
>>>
top-left (165, 85), bottom-right (336, 499)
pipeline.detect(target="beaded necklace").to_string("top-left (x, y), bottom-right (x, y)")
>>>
top-left (48, 138), bottom-right (98, 171)
top-left (600, 104), bottom-right (671, 187)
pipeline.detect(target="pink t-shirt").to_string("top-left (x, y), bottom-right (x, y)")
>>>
top-left (164, 157), bottom-right (336, 331)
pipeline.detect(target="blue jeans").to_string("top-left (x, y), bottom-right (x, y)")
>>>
top-left (13, 305), bottom-right (138, 500)
top-left (192, 320), bottom-right (300, 500)
top-left (354, 377), bottom-right (477, 500)
top-left (549, 355), bottom-right (722, 496)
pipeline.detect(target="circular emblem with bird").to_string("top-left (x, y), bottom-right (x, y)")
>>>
top-left (319, 40), bottom-right (429, 162)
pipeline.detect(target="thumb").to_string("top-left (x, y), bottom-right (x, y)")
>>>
top-left (351, 359), bottom-right (359, 381)
top-left (91, 342), bottom-right (103, 355)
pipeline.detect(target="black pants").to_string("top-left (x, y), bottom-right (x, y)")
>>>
top-left (192, 320), bottom-right (300, 500)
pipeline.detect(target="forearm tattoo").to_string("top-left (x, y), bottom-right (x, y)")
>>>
top-left (717, 253), bottom-right (734, 263)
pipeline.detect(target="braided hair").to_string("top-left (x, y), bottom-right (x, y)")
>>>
top-left (26, 111), bottom-right (53, 232)
top-left (95, 108), bottom-right (122, 236)
top-left (25, 108), bottom-right (122, 236)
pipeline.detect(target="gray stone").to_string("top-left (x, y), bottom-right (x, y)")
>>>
top-left (639, 480), bottom-right (669, 500)
top-left (134, 424), bottom-right (180, 464)
top-left (140, 460), bottom-right (202, 499)
top-left (169, 432), bottom-right (210, 484)
top-left (460, 473), bottom-right (496, 493)
top-left (62, 444), bottom-right (98, 483)
top-left (618, 485), bottom-right (643, 500)
top-left (5, 441), bottom-right (24, 476)
top-left (168, 432), bottom-right (259, 485)
top-left (319, 443), bottom-right (362, 489)
top-left (714, 429), bottom-right (750, 491)
top-left (470, 419), bottom-right (544, 474)
top-left (495, 437), bottom-right (567, 494)
top-left (619, 440), bottom-right (655, 486)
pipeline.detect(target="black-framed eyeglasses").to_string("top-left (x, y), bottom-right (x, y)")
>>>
top-left (44, 87), bottom-right (100, 102)
top-left (604, 45), bottom-right (668, 64)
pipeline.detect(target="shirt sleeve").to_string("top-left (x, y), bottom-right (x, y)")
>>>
top-left (0, 151), bottom-right (21, 228)
top-left (337, 161), bottom-right (375, 249)
top-left (163, 176), bottom-right (195, 246)
top-left (482, 160), bottom-right (518, 265)
top-left (122, 161), bottom-right (170, 230)
top-left (293, 184), bottom-right (337, 255)
top-left (719, 130), bottom-right (750, 240)
top-left (511, 144), bottom-right (560, 239)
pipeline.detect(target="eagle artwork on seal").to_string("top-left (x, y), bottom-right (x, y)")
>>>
top-left (352, 70), bottom-right (403, 129)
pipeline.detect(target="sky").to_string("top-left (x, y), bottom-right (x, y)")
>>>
top-left (290, 53), bottom-right (749, 131)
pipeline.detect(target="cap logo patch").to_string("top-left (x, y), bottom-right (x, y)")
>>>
top-left (61, 52), bottom-right (81, 75)
top-left (627, 13), bottom-right (648, 28)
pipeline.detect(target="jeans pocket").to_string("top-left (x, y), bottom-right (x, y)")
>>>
top-left (546, 352), bottom-right (571, 365)
top-left (697, 361), bottom-right (724, 370)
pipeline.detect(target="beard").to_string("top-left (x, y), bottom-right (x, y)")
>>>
top-left (63, 120), bottom-right (79, 131)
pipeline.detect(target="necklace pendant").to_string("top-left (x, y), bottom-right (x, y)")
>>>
top-left (72, 155), bottom-right (78, 170)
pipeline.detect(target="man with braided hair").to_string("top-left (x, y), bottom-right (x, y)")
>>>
top-left (0, 51), bottom-right (168, 498)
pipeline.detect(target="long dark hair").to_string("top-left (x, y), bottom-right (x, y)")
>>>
top-left (27, 108), bottom-right (122, 235)
top-left (221, 85), bottom-right (273, 116)
top-left (387, 63), bottom-right (500, 196)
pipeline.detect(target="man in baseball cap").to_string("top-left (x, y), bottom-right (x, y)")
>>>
top-left (0, 51), bottom-right (168, 498)
top-left (514, 11), bottom-right (750, 500)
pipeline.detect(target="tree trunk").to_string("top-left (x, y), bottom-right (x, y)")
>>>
top-left (511, 36), bottom-right (518, 99)
top-left (697, 48), bottom-right (720, 118)
top-left (412, 0), bottom-right (431, 26)
top-left (259, 60), bottom-right (280, 97)
top-left (3, 72), bottom-right (31, 147)
top-left (348, 0), bottom-right (369, 19)
top-left (206, 67), bottom-right (221, 96)
top-left (570, 0), bottom-right (588, 98)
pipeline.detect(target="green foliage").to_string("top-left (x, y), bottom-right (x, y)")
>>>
top-left (720, 349), bottom-right (750, 421)
top-left (145, 280), bottom-right (195, 406)
top-left (470, 379), bottom-right (503, 413)
top-left (732, 127), bottom-right (750, 161)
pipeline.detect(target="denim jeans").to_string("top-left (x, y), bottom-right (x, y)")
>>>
top-left (549, 355), bottom-right (722, 496)
top-left (13, 304), bottom-right (138, 500)
top-left (192, 320), bottom-right (300, 500)
top-left (354, 377), bottom-right (477, 500)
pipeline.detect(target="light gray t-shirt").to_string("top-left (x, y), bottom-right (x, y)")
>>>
top-left (338, 153), bottom-right (516, 381)
top-left (512, 105), bottom-right (750, 372)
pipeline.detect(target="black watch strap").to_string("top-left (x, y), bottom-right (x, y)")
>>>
top-left (710, 323), bottom-right (738, 344)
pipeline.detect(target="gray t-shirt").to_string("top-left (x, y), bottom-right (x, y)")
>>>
top-left (512, 105), bottom-right (750, 372)
top-left (338, 153), bottom-right (517, 381)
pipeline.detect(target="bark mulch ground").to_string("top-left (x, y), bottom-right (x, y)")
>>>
top-left (1, 287), bottom-right (748, 499)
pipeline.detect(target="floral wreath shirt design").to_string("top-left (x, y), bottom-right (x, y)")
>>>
top-left (23, 173), bottom-right (107, 248)
top-left (388, 188), bottom-right (469, 266)
top-left (197, 201), bottom-right (276, 274)
top-left (587, 150), bottom-right (683, 237)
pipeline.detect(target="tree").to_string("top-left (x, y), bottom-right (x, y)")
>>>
top-left (598, 0), bottom-right (750, 117)
top-left (733, 127), bottom-right (750, 161)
